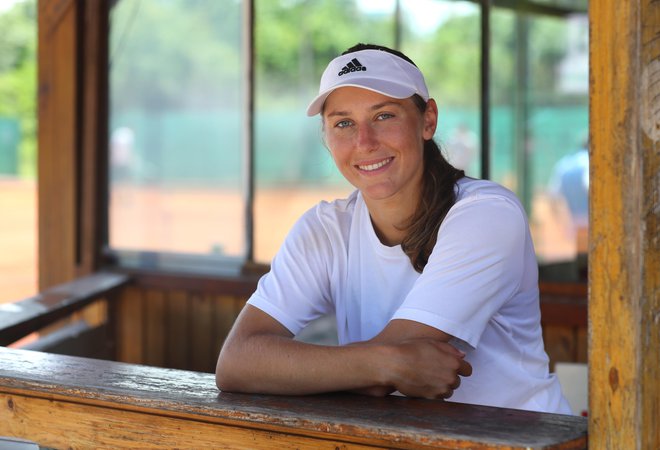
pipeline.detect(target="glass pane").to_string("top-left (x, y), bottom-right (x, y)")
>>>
top-left (401, 0), bottom-right (481, 178)
top-left (253, 0), bottom-right (397, 263)
top-left (109, 0), bottom-right (244, 270)
top-left (0, 0), bottom-right (38, 304)
top-left (491, 8), bottom-right (589, 281)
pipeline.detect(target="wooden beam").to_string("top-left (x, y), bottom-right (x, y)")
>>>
top-left (589, 0), bottom-right (660, 448)
top-left (37, 0), bottom-right (108, 287)
top-left (37, 0), bottom-right (79, 289)
top-left (0, 348), bottom-right (587, 449)
top-left (78, 0), bottom-right (109, 276)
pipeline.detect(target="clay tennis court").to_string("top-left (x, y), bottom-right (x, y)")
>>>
top-left (1, 177), bottom-right (580, 305)
top-left (0, 178), bottom-right (37, 304)
top-left (0, 179), bottom-right (351, 304)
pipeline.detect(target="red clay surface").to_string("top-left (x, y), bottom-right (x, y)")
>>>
top-left (0, 178), bottom-right (38, 304)
top-left (1, 178), bottom-right (579, 305)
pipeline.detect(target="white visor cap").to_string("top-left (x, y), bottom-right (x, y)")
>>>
top-left (306, 49), bottom-right (430, 116)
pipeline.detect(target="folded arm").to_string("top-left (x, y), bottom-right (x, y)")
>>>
top-left (215, 305), bottom-right (471, 399)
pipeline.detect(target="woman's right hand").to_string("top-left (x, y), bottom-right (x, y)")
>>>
top-left (384, 338), bottom-right (472, 399)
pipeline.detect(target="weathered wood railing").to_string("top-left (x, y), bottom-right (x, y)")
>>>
top-left (0, 272), bottom-right (588, 370)
top-left (0, 347), bottom-right (587, 449)
top-left (0, 272), bottom-right (131, 351)
top-left (0, 274), bottom-right (589, 447)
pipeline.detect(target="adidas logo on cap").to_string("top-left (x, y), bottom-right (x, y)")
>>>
top-left (338, 58), bottom-right (367, 76)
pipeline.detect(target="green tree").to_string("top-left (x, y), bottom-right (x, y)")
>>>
top-left (255, 0), bottom-right (396, 108)
top-left (0, 0), bottom-right (37, 177)
top-left (402, 8), bottom-right (572, 107)
top-left (110, 0), bottom-right (243, 111)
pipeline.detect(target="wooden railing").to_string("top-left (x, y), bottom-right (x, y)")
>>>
top-left (0, 272), bottom-right (131, 348)
top-left (0, 347), bottom-right (587, 449)
top-left (0, 272), bottom-right (588, 369)
top-left (0, 274), bottom-right (589, 448)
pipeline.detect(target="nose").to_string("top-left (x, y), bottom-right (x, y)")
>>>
top-left (356, 123), bottom-right (378, 152)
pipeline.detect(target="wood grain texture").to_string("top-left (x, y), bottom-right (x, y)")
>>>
top-left (1, 394), bottom-right (383, 450)
top-left (589, 0), bottom-right (660, 448)
top-left (114, 286), bottom-right (144, 363)
top-left (543, 326), bottom-right (577, 370)
top-left (0, 347), bottom-right (587, 449)
top-left (190, 293), bottom-right (214, 372)
top-left (78, 0), bottom-right (109, 276)
top-left (165, 289), bottom-right (190, 369)
top-left (638, 3), bottom-right (660, 450)
top-left (113, 285), bottom-right (247, 372)
top-left (37, 0), bottom-right (78, 289)
top-left (143, 289), bottom-right (165, 367)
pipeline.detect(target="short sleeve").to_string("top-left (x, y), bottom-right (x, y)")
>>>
top-left (247, 206), bottom-right (336, 335)
top-left (391, 195), bottom-right (529, 348)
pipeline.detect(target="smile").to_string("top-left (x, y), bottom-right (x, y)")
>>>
top-left (357, 157), bottom-right (393, 172)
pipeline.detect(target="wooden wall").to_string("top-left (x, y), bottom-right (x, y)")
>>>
top-left (540, 283), bottom-right (588, 369)
top-left (109, 280), bottom-right (586, 373)
top-left (113, 276), bottom-right (256, 373)
top-left (543, 325), bottom-right (587, 369)
top-left (114, 288), bottom-right (246, 373)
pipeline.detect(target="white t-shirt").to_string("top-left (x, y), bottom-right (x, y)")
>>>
top-left (248, 178), bottom-right (572, 414)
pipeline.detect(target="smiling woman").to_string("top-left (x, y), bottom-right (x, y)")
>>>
top-left (216, 43), bottom-right (572, 415)
top-left (322, 88), bottom-right (431, 208)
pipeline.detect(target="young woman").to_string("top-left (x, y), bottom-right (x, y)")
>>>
top-left (216, 43), bottom-right (571, 414)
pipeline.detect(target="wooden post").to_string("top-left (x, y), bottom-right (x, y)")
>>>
top-left (37, 0), bottom-right (79, 289)
top-left (38, 0), bottom-right (106, 289)
top-left (589, 0), bottom-right (660, 448)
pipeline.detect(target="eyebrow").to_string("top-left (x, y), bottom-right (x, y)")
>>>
top-left (325, 100), bottom-right (404, 118)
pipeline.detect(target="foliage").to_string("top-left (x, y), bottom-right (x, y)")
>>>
top-left (405, 8), bottom-right (571, 107)
top-left (109, 0), bottom-right (577, 110)
top-left (111, 0), bottom-right (397, 111)
top-left (0, 0), bottom-right (582, 178)
top-left (110, 0), bottom-right (242, 111)
top-left (254, 0), bottom-right (394, 107)
top-left (0, 0), bottom-right (36, 177)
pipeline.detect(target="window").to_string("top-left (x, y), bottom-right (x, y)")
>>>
top-left (489, 6), bottom-right (589, 281)
top-left (109, 0), bottom-right (245, 274)
top-left (0, 0), bottom-right (37, 304)
top-left (107, 0), bottom-right (588, 282)
top-left (253, 0), bottom-right (398, 262)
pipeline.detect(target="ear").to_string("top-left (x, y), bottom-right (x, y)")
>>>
top-left (422, 98), bottom-right (439, 141)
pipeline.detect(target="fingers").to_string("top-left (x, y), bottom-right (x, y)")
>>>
top-left (458, 359), bottom-right (473, 377)
top-left (438, 365), bottom-right (464, 400)
top-left (390, 339), bottom-right (472, 400)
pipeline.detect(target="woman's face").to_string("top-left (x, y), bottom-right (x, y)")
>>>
top-left (322, 87), bottom-right (437, 205)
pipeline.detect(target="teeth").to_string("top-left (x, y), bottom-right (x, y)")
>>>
top-left (358, 158), bottom-right (392, 171)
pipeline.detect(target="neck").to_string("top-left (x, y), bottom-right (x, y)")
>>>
top-left (365, 195), bottom-right (417, 246)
